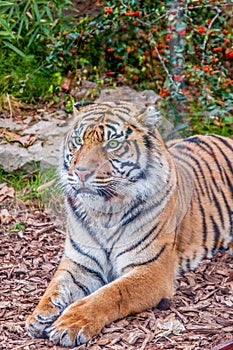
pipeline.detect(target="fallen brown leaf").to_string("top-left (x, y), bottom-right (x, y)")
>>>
top-left (0, 183), bottom-right (15, 202)
top-left (0, 208), bottom-right (13, 224)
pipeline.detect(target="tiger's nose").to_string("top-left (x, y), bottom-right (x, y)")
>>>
top-left (74, 167), bottom-right (94, 183)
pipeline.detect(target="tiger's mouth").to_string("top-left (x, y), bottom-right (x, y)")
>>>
top-left (76, 187), bottom-right (96, 195)
top-left (73, 185), bottom-right (116, 201)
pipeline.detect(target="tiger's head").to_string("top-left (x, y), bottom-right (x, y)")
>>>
top-left (61, 101), bottom-right (172, 211)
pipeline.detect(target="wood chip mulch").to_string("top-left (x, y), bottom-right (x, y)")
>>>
top-left (1, 197), bottom-right (233, 350)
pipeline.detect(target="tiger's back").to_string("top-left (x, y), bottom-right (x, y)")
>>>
top-left (168, 134), bottom-right (233, 272)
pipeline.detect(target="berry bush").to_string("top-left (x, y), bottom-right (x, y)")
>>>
top-left (0, 0), bottom-right (232, 135)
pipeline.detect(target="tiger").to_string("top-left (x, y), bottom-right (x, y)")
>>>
top-left (26, 101), bottom-right (233, 347)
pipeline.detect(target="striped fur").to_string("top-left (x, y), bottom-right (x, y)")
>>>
top-left (26, 101), bottom-right (233, 347)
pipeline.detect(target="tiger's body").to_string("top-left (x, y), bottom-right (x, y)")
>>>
top-left (26, 101), bottom-right (233, 347)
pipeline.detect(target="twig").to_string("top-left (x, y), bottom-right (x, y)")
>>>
top-left (149, 33), bottom-right (175, 87)
top-left (6, 93), bottom-right (13, 119)
top-left (118, 0), bottom-right (127, 9)
top-left (202, 6), bottom-right (222, 63)
top-left (37, 178), bottom-right (56, 192)
top-left (170, 305), bottom-right (189, 324)
top-left (138, 3), bottom-right (229, 27)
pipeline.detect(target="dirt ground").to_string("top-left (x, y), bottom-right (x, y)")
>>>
top-left (1, 194), bottom-right (233, 350)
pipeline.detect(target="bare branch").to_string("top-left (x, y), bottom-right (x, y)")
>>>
top-left (202, 6), bottom-right (222, 63)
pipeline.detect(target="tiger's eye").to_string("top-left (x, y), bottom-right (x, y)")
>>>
top-left (108, 139), bottom-right (119, 149)
top-left (72, 135), bottom-right (82, 146)
top-left (75, 136), bottom-right (82, 144)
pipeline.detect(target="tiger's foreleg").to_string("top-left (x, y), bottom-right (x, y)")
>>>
top-left (26, 257), bottom-right (104, 339)
top-left (46, 246), bottom-right (175, 347)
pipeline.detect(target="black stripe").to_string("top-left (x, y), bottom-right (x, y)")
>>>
top-left (187, 137), bottom-right (226, 184)
top-left (66, 196), bottom-right (110, 256)
top-left (186, 258), bottom-right (191, 270)
top-left (211, 138), bottom-right (233, 174)
top-left (220, 189), bottom-right (233, 235)
top-left (210, 215), bottom-right (221, 253)
top-left (172, 148), bottom-right (207, 196)
top-left (120, 198), bottom-right (145, 226)
top-left (210, 185), bottom-right (225, 229)
top-left (113, 112), bottom-right (131, 122)
top-left (60, 269), bottom-right (91, 296)
top-left (132, 140), bottom-right (141, 162)
top-left (201, 158), bottom-right (218, 201)
top-left (210, 134), bottom-right (233, 151)
top-left (65, 258), bottom-right (107, 285)
top-left (198, 199), bottom-right (208, 248)
top-left (120, 181), bottom-right (174, 227)
top-left (143, 135), bottom-right (153, 149)
top-left (114, 105), bottom-right (131, 113)
top-left (222, 168), bottom-right (233, 199)
top-left (69, 234), bottom-right (104, 272)
top-left (126, 127), bottom-right (133, 137)
top-left (106, 124), bottom-right (118, 135)
top-left (105, 119), bottom-right (120, 125)
top-left (118, 144), bottom-right (129, 158)
top-left (116, 223), bottom-right (159, 258)
top-left (63, 160), bottom-right (69, 171)
top-left (138, 222), bottom-right (167, 253)
top-left (122, 244), bottom-right (166, 271)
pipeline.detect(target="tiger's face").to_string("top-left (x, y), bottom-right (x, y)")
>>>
top-left (61, 102), bottom-right (169, 210)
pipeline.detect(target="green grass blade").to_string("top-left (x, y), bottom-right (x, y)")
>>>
top-left (3, 40), bottom-right (27, 58)
top-left (0, 2), bottom-right (14, 5)
top-left (27, 27), bottom-right (39, 47)
top-left (32, 0), bottom-right (41, 22)
top-left (0, 17), bottom-right (14, 38)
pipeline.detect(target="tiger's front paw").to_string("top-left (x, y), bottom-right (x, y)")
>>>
top-left (26, 292), bottom-right (68, 339)
top-left (47, 298), bottom-right (104, 347)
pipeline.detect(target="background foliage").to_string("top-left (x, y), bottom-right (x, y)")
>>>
top-left (0, 0), bottom-right (232, 135)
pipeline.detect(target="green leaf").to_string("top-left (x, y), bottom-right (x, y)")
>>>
top-left (3, 40), bottom-right (27, 58)
top-left (0, 31), bottom-right (12, 36)
top-left (27, 27), bottom-right (39, 47)
top-left (224, 116), bottom-right (233, 125)
top-left (0, 1), bottom-right (14, 5)
top-left (0, 17), bottom-right (14, 38)
top-left (32, 0), bottom-right (41, 22)
top-left (44, 6), bottom-right (53, 21)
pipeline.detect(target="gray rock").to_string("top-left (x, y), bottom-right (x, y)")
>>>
top-left (0, 111), bottom-right (72, 172)
top-left (0, 86), bottom-right (174, 172)
top-left (95, 86), bottom-right (161, 106)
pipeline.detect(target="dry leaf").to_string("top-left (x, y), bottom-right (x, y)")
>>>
top-left (0, 208), bottom-right (13, 224)
top-left (0, 129), bottom-right (37, 147)
top-left (0, 183), bottom-right (15, 202)
top-left (155, 315), bottom-right (185, 337)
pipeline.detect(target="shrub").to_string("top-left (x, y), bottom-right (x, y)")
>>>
top-left (0, 0), bottom-right (75, 102)
top-left (0, 0), bottom-right (232, 136)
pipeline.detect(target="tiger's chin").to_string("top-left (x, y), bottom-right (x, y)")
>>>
top-left (69, 184), bottom-right (138, 216)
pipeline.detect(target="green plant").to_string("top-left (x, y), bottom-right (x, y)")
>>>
top-left (0, 0), bottom-right (232, 135)
top-left (44, 0), bottom-right (232, 134)
top-left (8, 222), bottom-right (25, 232)
top-left (0, 164), bottom-right (57, 202)
top-left (0, 0), bottom-right (76, 103)
top-left (0, 0), bottom-right (75, 52)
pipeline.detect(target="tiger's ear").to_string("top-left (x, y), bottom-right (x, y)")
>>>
top-left (73, 104), bottom-right (80, 115)
top-left (138, 105), bottom-right (161, 129)
top-left (73, 101), bottom-right (95, 116)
